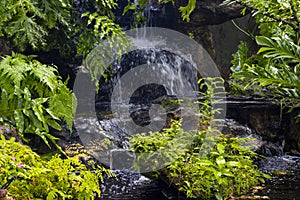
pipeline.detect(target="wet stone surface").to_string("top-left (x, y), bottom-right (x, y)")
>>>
top-left (98, 170), bottom-right (187, 200)
top-left (255, 155), bottom-right (300, 200)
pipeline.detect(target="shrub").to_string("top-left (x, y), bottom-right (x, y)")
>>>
top-left (130, 78), bottom-right (270, 199)
top-left (130, 121), bottom-right (270, 199)
top-left (0, 53), bottom-right (76, 150)
top-left (0, 135), bottom-right (113, 199)
top-left (226, 0), bottom-right (300, 119)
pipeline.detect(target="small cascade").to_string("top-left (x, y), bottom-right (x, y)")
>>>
top-left (72, 2), bottom-right (300, 199)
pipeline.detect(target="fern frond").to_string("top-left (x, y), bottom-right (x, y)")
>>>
top-left (0, 53), bottom-right (75, 151)
top-left (178, 0), bottom-right (196, 22)
top-left (48, 82), bottom-right (76, 131)
top-left (30, 61), bottom-right (59, 92)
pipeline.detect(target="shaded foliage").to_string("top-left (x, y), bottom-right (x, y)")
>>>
top-left (226, 0), bottom-right (300, 118)
top-left (0, 53), bottom-right (76, 150)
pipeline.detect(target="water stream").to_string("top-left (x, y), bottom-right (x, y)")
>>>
top-left (75, 114), bottom-right (300, 200)
top-left (73, 4), bottom-right (300, 199)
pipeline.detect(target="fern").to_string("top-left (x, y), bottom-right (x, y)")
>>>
top-left (78, 11), bottom-right (133, 90)
top-left (0, 53), bottom-right (76, 150)
top-left (178, 0), bottom-right (196, 22)
top-left (0, 0), bottom-right (71, 51)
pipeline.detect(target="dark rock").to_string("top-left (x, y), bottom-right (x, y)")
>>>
top-left (222, 119), bottom-right (281, 155)
top-left (0, 125), bottom-right (22, 143)
top-left (145, 0), bottom-right (254, 79)
top-left (175, 0), bottom-right (245, 26)
top-left (285, 111), bottom-right (300, 152)
top-left (226, 96), bottom-right (300, 152)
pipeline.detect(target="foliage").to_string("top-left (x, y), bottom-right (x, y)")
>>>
top-left (0, 0), bottom-right (127, 59)
top-left (197, 77), bottom-right (225, 127)
top-left (226, 0), bottom-right (300, 117)
top-left (224, 0), bottom-right (300, 33)
top-left (130, 119), bottom-right (194, 172)
top-left (79, 10), bottom-right (132, 90)
top-left (130, 78), bottom-right (270, 199)
top-left (0, 0), bottom-right (132, 149)
top-left (123, 0), bottom-right (197, 24)
top-left (0, 0), bottom-right (71, 51)
top-left (178, 0), bottom-right (196, 22)
top-left (168, 134), bottom-right (269, 199)
top-left (75, 0), bottom-right (129, 56)
top-left (0, 135), bottom-right (113, 200)
top-left (0, 53), bottom-right (76, 150)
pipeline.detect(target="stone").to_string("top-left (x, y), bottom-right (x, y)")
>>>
top-left (0, 125), bottom-right (22, 143)
top-left (226, 96), bottom-right (300, 152)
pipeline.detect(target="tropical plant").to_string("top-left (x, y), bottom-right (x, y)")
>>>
top-left (130, 78), bottom-right (270, 199)
top-left (0, 0), bottom-right (133, 148)
top-left (168, 134), bottom-right (269, 199)
top-left (0, 135), bottom-right (114, 200)
top-left (226, 0), bottom-right (300, 118)
top-left (0, 0), bottom-right (128, 58)
top-left (0, 53), bottom-right (76, 150)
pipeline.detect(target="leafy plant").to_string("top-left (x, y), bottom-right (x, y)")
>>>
top-left (226, 0), bottom-right (300, 119)
top-left (178, 0), bottom-right (196, 22)
top-left (0, 0), bottom-right (129, 59)
top-left (123, 0), bottom-right (197, 24)
top-left (130, 78), bottom-right (270, 199)
top-left (130, 119), bottom-right (194, 172)
top-left (0, 135), bottom-right (113, 200)
top-left (0, 53), bottom-right (76, 150)
top-left (0, 0), bottom-right (71, 51)
top-left (79, 10), bottom-right (132, 90)
top-left (224, 0), bottom-right (300, 33)
top-left (168, 134), bottom-right (269, 199)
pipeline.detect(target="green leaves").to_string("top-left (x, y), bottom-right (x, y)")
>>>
top-left (0, 53), bottom-right (76, 150)
top-left (256, 36), bottom-right (300, 63)
top-left (226, 0), bottom-right (300, 32)
top-left (130, 77), bottom-right (269, 199)
top-left (0, 0), bottom-right (71, 51)
top-left (228, 0), bottom-right (300, 118)
top-left (231, 42), bottom-right (249, 73)
top-left (178, 0), bottom-right (196, 22)
top-left (165, 135), bottom-right (267, 199)
top-left (0, 136), bottom-right (106, 199)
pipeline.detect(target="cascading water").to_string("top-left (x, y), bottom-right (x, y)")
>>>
top-left (73, 1), bottom-right (300, 199)
top-left (73, 7), bottom-right (202, 198)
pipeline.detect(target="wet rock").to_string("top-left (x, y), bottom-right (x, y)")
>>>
top-left (253, 155), bottom-right (300, 200)
top-left (148, 0), bottom-right (245, 27)
top-left (222, 119), bottom-right (285, 156)
top-left (285, 111), bottom-right (300, 152)
top-left (227, 96), bottom-right (300, 153)
top-left (177, 25), bottom-right (216, 59)
top-left (222, 119), bottom-right (265, 152)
